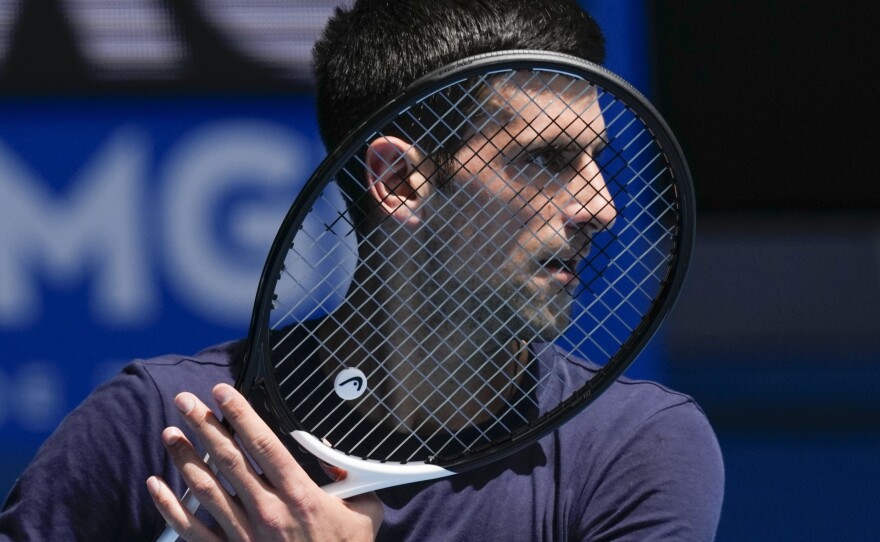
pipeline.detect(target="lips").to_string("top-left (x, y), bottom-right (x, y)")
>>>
top-left (541, 257), bottom-right (577, 275)
top-left (538, 243), bottom-right (590, 287)
top-left (539, 255), bottom-right (581, 287)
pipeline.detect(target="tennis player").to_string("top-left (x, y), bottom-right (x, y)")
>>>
top-left (0, 1), bottom-right (724, 541)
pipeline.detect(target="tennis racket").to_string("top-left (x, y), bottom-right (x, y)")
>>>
top-left (158, 49), bottom-right (694, 539)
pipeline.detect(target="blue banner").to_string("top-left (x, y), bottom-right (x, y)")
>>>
top-left (0, 95), bottom-right (323, 462)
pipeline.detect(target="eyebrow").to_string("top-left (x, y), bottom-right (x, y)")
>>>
top-left (503, 101), bottom-right (609, 159)
top-left (454, 77), bottom-right (608, 163)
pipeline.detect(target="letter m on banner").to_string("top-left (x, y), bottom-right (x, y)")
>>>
top-left (0, 129), bottom-right (155, 328)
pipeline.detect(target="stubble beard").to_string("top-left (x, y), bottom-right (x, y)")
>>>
top-left (423, 247), bottom-right (574, 351)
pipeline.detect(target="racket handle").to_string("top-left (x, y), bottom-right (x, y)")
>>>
top-left (291, 431), bottom-right (454, 499)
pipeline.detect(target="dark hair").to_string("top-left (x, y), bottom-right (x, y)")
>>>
top-left (312, 0), bottom-right (606, 151)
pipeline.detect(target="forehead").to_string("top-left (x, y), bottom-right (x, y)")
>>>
top-left (476, 71), bottom-right (604, 144)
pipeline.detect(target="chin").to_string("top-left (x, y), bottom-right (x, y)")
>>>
top-left (513, 291), bottom-right (573, 342)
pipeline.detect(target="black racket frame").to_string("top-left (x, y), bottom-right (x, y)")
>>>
top-left (236, 50), bottom-right (696, 472)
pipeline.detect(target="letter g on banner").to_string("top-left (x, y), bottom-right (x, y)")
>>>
top-left (161, 120), bottom-right (311, 326)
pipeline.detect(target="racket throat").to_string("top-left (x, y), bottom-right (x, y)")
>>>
top-left (292, 431), bottom-right (454, 499)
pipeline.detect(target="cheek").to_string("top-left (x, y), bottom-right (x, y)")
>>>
top-left (448, 167), bottom-right (553, 262)
top-left (478, 201), bottom-right (553, 272)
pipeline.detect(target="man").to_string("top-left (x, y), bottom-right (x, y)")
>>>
top-left (0, 1), bottom-right (724, 540)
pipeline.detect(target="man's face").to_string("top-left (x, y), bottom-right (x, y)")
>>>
top-left (424, 73), bottom-right (618, 342)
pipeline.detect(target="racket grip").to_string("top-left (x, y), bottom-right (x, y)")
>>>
top-left (291, 431), bottom-right (454, 499)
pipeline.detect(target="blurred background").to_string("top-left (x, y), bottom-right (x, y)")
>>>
top-left (1, 1), bottom-right (878, 539)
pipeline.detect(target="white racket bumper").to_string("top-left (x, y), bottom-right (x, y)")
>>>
top-left (292, 430), bottom-right (455, 499)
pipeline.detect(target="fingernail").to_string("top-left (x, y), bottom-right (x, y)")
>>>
top-left (146, 476), bottom-right (160, 497)
top-left (175, 393), bottom-right (195, 414)
top-left (214, 384), bottom-right (234, 406)
top-left (162, 426), bottom-right (182, 445)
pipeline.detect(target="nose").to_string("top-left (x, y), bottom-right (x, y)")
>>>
top-left (560, 162), bottom-right (617, 234)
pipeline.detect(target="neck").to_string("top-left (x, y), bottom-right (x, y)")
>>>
top-left (317, 257), bottom-right (531, 432)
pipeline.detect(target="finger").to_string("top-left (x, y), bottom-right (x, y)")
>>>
top-left (211, 383), bottom-right (316, 497)
top-left (147, 475), bottom-right (223, 542)
top-left (173, 392), bottom-right (268, 513)
top-left (319, 465), bottom-right (384, 537)
top-left (345, 492), bottom-right (385, 539)
top-left (160, 426), bottom-right (252, 540)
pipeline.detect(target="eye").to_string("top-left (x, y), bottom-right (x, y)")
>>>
top-left (523, 147), bottom-right (569, 171)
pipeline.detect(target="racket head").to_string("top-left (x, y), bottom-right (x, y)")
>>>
top-left (239, 50), bottom-right (695, 472)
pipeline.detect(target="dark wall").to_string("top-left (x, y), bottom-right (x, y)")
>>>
top-left (650, 3), bottom-right (880, 540)
top-left (652, 1), bottom-right (879, 213)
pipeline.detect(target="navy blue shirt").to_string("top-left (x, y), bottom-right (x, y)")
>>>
top-left (1, 340), bottom-right (724, 540)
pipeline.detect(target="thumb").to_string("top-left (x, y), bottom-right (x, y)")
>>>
top-left (345, 491), bottom-right (385, 536)
top-left (316, 458), bottom-right (384, 535)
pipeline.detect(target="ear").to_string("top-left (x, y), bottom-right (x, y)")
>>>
top-left (365, 136), bottom-right (431, 225)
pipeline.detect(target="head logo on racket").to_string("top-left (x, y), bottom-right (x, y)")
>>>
top-left (334, 368), bottom-right (368, 400)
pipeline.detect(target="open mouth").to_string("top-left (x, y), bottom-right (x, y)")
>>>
top-left (540, 257), bottom-right (580, 284)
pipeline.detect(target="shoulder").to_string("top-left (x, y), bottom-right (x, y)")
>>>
top-left (539, 344), bottom-right (716, 449)
top-left (78, 340), bottom-right (244, 440)
top-left (132, 339), bottom-right (244, 411)
top-left (21, 340), bottom-right (242, 455)
top-left (577, 374), bottom-right (723, 485)
top-left (554, 365), bottom-right (724, 540)
top-left (0, 340), bottom-right (245, 541)
top-left (586, 376), bottom-right (715, 447)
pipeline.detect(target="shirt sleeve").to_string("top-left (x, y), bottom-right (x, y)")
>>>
top-left (573, 399), bottom-right (725, 542)
top-left (0, 362), bottom-right (170, 541)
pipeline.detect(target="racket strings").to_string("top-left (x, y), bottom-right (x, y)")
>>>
top-left (282, 169), bottom-right (668, 454)
top-left (265, 66), bottom-right (682, 462)
top-left (571, 187), bottom-right (677, 352)
top-left (485, 82), bottom-right (627, 264)
top-left (288, 188), bottom-right (547, 431)
top-left (280, 210), bottom-right (548, 455)
top-left (278, 212), bottom-right (656, 454)
top-left (338, 79), bottom-right (604, 420)
top-left (300, 242), bottom-right (552, 450)
top-left (290, 154), bottom-right (648, 450)
top-left (275, 217), bottom-right (537, 448)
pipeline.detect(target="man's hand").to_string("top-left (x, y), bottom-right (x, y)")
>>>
top-left (146, 383), bottom-right (383, 541)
